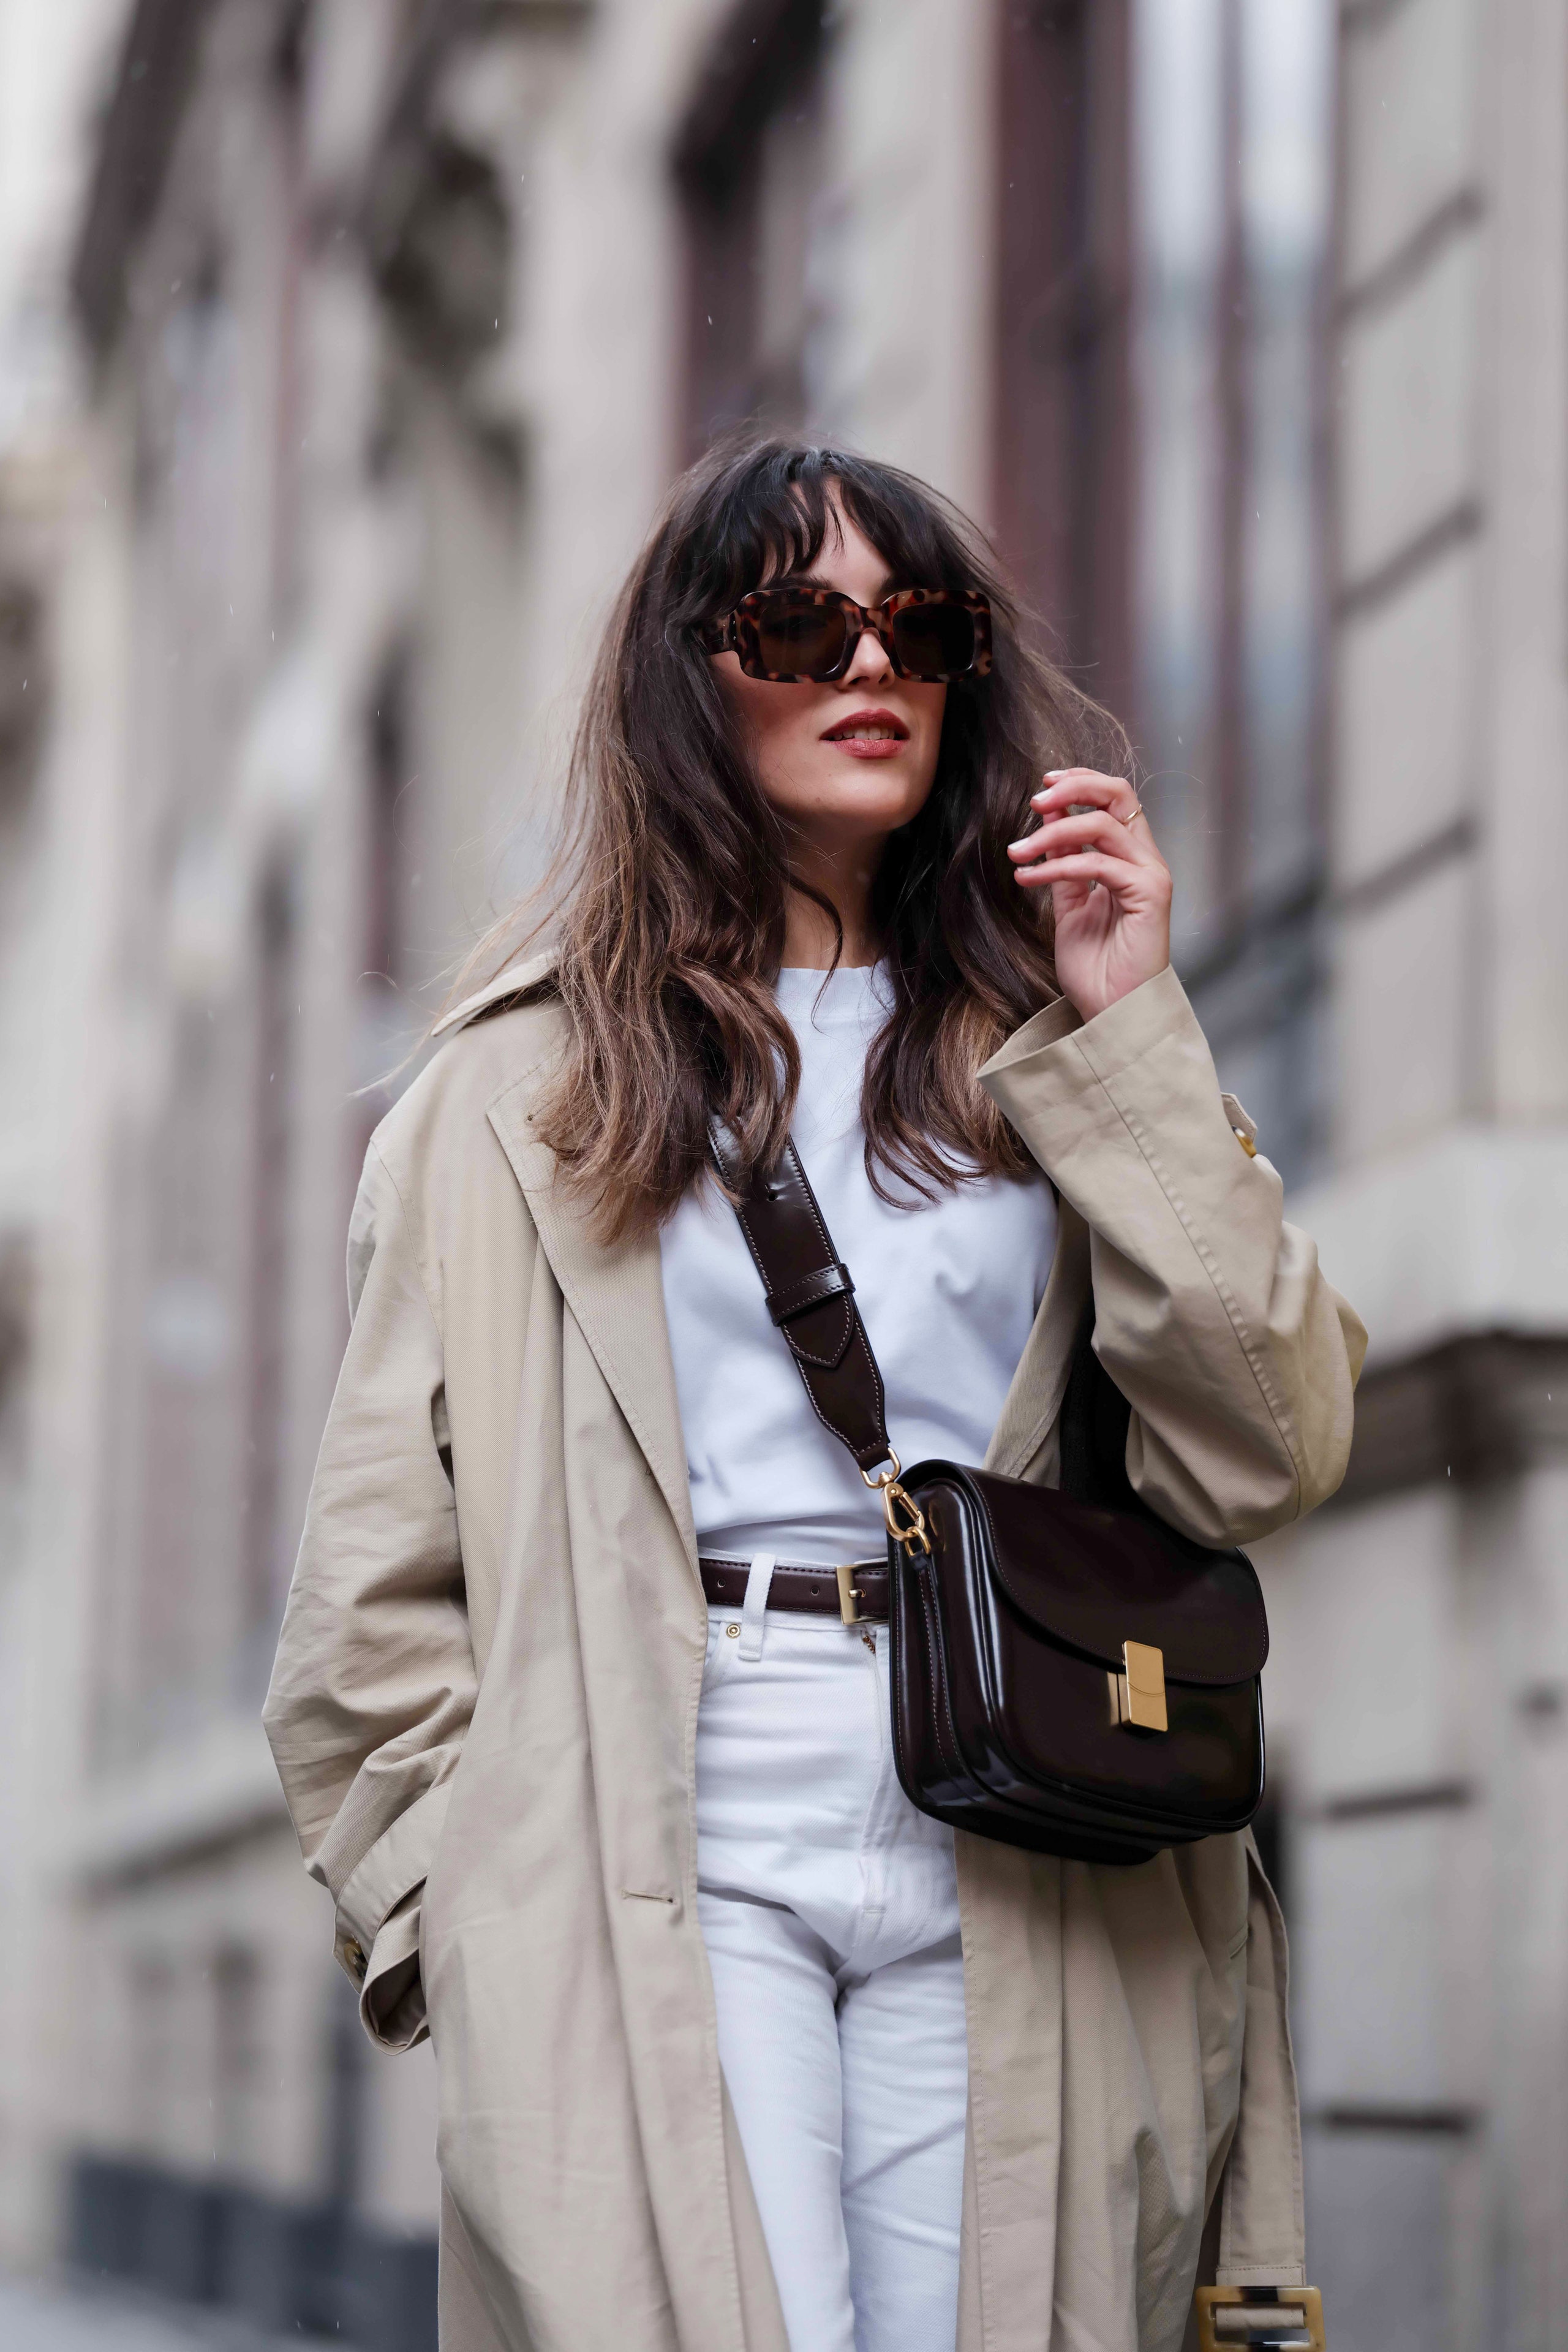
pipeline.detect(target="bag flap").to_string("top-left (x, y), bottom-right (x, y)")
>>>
top-left (908, 1462), bottom-right (1270, 1687)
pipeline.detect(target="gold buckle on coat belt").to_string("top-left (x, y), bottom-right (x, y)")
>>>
top-left (1193, 2288), bottom-right (1325, 2352)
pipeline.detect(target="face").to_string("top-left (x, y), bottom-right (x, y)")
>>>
top-left (709, 501), bottom-right (948, 873)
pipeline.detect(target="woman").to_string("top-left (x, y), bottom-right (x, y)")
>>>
top-left (265, 438), bottom-right (1364, 2352)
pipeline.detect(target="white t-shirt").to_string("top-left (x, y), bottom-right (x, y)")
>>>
top-left (660, 966), bottom-right (1059, 1564)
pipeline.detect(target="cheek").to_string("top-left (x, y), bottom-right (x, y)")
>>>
top-left (731, 681), bottom-right (838, 803)
top-left (740, 684), bottom-right (807, 778)
top-left (914, 683), bottom-right (948, 756)
top-left (723, 672), bottom-right (815, 787)
top-left (905, 684), bottom-right (948, 788)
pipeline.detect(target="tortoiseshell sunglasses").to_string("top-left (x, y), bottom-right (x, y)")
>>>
top-left (700, 584), bottom-right (993, 684)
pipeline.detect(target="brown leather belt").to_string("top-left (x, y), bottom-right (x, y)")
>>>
top-left (699, 1555), bottom-right (889, 1624)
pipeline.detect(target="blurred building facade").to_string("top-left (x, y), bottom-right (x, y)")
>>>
top-left (0, 3), bottom-right (1564, 2351)
top-left (1257, 4), bottom-right (1568, 2348)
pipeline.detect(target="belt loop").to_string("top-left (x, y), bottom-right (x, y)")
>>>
top-left (738, 1554), bottom-right (775, 1660)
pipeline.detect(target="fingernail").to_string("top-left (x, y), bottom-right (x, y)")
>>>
top-left (1008, 839), bottom-right (1033, 855)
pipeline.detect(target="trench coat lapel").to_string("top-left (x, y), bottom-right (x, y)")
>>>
top-left (484, 1069), bottom-right (699, 1576)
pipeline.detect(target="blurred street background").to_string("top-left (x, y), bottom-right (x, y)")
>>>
top-left (1, 1), bottom-right (1566, 2347)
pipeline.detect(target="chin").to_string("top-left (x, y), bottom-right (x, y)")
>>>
top-left (808, 763), bottom-right (933, 827)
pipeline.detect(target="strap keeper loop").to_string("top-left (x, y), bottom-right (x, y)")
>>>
top-left (765, 1262), bottom-right (855, 1325)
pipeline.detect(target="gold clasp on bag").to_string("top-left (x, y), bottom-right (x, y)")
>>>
top-left (861, 1450), bottom-right (932, 1556)
top-left (1194, 2286), bottom-right (1324, 2352)
top-left (1115, 1639), bottom-right (1168, 1733)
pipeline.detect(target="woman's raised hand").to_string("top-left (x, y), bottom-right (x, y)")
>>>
top-left (1008, 770), bottom-right (1172, 1023)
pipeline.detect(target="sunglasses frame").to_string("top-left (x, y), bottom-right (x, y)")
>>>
top-left (701, 584), bottom-right (994, 684)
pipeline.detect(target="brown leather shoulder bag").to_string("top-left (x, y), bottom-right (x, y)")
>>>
top-left (712, 1129), bottom-right (1268, 1866)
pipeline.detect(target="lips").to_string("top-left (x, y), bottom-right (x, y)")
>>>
top-left (822, 707), bottom-right (910, 745)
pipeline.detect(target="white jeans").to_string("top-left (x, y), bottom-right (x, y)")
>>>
top-left (695, 1560), bottom-right (968, 2352)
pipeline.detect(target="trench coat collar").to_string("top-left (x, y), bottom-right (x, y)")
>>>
top-left (478, 989), bottom-right (701, 1582)
top-left (430, 947), bottom-right (558, 1038)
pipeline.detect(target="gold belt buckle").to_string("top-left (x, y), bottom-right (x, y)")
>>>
top-left (1193, 2287), bottom-right (1324, 2352)
top-left (835, 1565), bottom-right (862, 1625)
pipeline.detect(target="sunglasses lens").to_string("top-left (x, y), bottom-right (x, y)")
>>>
top-left (890, 600), bottom-right (977, 679)
top-left (750, 595), bottom-right (850, 679)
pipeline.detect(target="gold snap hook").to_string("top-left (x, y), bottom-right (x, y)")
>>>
top-left (861, 1450), bottom-right (931, 1555)
top-left (883, 1480), bottom-right (932, 1554)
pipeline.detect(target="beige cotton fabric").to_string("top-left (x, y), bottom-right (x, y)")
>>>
top-left (263, 959), bottom-right (1366, 2352)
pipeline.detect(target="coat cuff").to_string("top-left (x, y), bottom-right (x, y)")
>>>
top-left (357, 1893), bottom-right (428, 2051)
top-left (981, 989), bottom-right (1084, 1073)
top-left (981, 964), bottom-right (1185, 1098)
top-left (333, 1779), bottom-right (451, 1979)
top-left (979, 966), bottom-right (1243, 1174)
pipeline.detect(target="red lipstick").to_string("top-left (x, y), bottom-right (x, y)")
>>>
top-left (821, 706), bottom-right (911, 760)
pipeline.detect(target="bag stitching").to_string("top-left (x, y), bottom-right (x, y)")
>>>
top-left (725, 1135), bottom-right (888, 1462)
top-left (921, 1567), bottom-right (967, 1777)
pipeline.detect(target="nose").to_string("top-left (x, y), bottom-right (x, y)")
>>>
top-left (840, 617), bottom-right (893, 686)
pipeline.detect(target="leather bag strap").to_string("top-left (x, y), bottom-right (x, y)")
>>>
top-left (708, 1126), bottom-right (892, 1472)
top-left (712, 1130), bottom-right (1131, 1511)
top-left (1057, 1307), bottom-right (1142, 1513)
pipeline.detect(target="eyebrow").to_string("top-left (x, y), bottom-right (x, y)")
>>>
top-left (782, 567), bottom-right (897, 602)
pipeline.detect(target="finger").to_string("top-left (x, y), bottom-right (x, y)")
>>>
top-left (1033, 767), bottom-right (1140, 810)
top-left (1031, 770), bottom-right (1144, 825)
top-left (1008, 810), bottom-right (1160, 868)
top-left (1012, 850), bottom-right (1152, 894)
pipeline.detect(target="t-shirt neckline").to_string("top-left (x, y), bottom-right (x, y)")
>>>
top-left (774, 963), bottom-right (888, 1029)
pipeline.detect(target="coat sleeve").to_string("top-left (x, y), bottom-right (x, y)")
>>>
top-left (263, 1141), bottom-right (475, 2049)
top-left (979, 966), bottom-right (1367, 1548)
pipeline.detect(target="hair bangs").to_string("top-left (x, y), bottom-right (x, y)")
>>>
top-left (669, 440), bottom-right (994, 636)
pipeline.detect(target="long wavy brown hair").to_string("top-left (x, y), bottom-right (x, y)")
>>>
top-left (457, 436), bottom-right (1130, 1241)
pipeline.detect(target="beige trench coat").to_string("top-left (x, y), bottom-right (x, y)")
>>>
top-left (264, 959), bottom-right (1366, 2352)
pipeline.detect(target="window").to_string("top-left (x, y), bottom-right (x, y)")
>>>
top-left (130, 1955), bottom-right (178, 2158)
top-left (213, 1946), bottom-right (263, 2174)
top-left (0, 567), bottom-right (45, 804)
top-left (676, 0), bottom-right (834, 456)
top-left (1131, 0), bottom-right (1335, 1183)
top-left (353, 648), bottom-right (421, 1173)
top-left (365, 656), bottom-right (413, 1004)
top-left (0, 1233), bottom-right (30, 1573)
top-left (244, 858), bottom-right (299, 1643)
top-left (323, 1964), bottom-right (368, 2215)
top-left (267, 1), bottom-right (310, 622)
top-left (993, 0), bottom-right (1134, 712)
